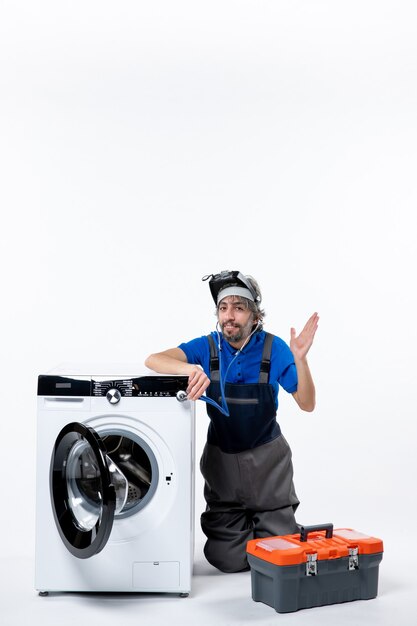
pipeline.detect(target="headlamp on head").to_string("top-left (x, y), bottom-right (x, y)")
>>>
top-left (202, 271), bottom-right (261, 306)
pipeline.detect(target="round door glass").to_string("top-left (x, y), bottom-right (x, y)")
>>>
top-left (66, 439), bottom-right (103, 531)
top-left (65, 440), bottom-right (128, 531)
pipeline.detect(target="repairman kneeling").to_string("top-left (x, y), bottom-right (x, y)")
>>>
top-left (145, 271), bottom-right (318, 573)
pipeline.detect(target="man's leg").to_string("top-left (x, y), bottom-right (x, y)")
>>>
top-left (252, 504), bottom-right (299, 539)
top-left (201, 506), bottom-right (253, 573)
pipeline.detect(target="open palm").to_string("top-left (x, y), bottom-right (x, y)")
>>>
top-left (290, 312), bottom-right (319, 361)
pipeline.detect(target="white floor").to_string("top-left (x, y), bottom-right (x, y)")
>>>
top-left (1, 534), bottom-right (415, 626)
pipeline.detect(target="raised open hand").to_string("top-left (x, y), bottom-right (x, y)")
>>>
top-left (290, 312), bottom-right (319, 361)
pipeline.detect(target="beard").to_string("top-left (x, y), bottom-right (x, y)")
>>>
top-left (220, 319), bottom-right (255, 344)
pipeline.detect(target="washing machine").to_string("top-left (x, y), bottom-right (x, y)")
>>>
top-left (35, 364), bottom-right (195, 596)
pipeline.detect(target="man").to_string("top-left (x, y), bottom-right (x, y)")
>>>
top-left (145, 270), bottom-right (318, 573)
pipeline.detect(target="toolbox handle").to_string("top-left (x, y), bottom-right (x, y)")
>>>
top-left (299, 523), bottom-right (333, 542)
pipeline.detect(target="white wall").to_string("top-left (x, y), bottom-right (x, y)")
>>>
top-left (0, 1), bottom-right (416, 558)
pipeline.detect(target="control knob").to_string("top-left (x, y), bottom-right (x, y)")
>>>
top-left (106, 388), bottom-right (121, 404)
top-left (176, 390), bottom-right (188, 402)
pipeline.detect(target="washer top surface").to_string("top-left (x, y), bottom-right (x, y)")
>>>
top-left (46, 363), bottom-right (158, 377)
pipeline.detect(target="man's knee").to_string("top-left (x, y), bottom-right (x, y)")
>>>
top-left (201, 509), bottom-right (253, 572)
top-left (203, 538), bottom-right (249, 573)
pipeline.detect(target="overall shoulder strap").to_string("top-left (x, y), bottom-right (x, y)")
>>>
top-left (259, 332), bottom-right (274, 383)
top-left (207, 334), bottom-right (220, 382)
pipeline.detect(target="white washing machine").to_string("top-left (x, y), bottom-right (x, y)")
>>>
top-left (35, 364), bottom-right (195, 596)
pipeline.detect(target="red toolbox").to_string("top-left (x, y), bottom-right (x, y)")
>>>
top-left (246, 524), bottom-right (383, 613)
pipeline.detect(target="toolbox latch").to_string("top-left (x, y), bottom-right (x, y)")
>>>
top-left (306, 553), bottom-right (318, 576)
top-left (348, 547), bottom-right (359, 571)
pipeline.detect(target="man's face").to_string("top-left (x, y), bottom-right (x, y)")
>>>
top-left (217, 296), bottom-right (256, 346)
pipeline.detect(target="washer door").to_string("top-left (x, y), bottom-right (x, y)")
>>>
top-left (50, 422), bottom-right (117, 559)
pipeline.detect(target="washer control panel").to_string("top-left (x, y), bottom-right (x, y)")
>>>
top-left (38, 375), bottom-right (188, 397)
top-left (93, 379), bottom-right (133, 398)
top-left (92, 377), bottom-right (188, 398)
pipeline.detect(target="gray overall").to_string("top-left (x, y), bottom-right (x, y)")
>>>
top-left (200, 333), bottom-right (300, 573)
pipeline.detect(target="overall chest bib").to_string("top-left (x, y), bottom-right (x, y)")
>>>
top-left (205, 333), bottom-right (280, 453)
